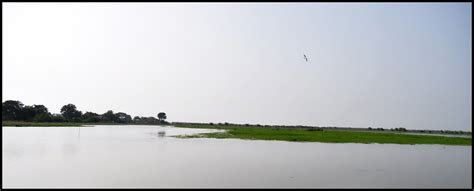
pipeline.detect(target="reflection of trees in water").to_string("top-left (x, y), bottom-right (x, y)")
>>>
top-left (150, 131), bottom-right (166, 138)
top-left (158, 131), bottom-right (166, 137)
top-left (3, 145), bottom-right (25, 162)
top-left (62, 142), bottom-right (80, 157)
top-left (57, 127), bottom-right (81, 157)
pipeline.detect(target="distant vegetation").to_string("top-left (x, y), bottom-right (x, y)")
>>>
top-left (172, 123), bottom-right (472, 146)
top-left (2, 100), bottom-right (168, 126)
top-left (2, 121), bottom-right (84, 127)
top-left (172, 122), bottom-right (471, 136)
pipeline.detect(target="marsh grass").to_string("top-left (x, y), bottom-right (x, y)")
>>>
top-left (173, 124), bottom-right (472, 146)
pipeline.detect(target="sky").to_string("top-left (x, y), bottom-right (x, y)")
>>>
top-left (2, 3), bottom-right (472, 131)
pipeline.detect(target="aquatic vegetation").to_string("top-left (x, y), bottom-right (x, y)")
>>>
top-left (172, 124), bottom-right (472, 146)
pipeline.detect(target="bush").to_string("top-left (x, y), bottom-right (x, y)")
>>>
top-left (394, 127), bottom-right (407, 132)
top-left (33, 113), bottom-right (52, 122)
top-left (50, 114), bottom-right (65, 122)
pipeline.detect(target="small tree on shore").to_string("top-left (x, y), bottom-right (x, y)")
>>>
top-left (157, 112), bottom-right (167, 123)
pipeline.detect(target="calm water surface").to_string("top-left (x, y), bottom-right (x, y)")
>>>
top-left (2, 125), bottom-right (471, 188)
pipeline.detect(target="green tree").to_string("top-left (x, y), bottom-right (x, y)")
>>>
top-left (157, 112), bottom-right (167, 122)
top-left (32, 105), bottom-right (48, 115)
top-left (114, 112), bottom-right (132, 123)
top-left (33, 113), bottom-right (52, 122)
top-left (30, 105), bottom-right (51, 121)
top-left (20, 105), bottom-right (37, 120)
top-left (133, 116), bottom-right (141, 123)
top-left (147, 117), bottom-right (160, 124)
top-left (50, 114), bottom-right (65, 122)
top-left (2, 100), bottom-right (24, 120)
top-left (136, 116), bottom-right (160, 124)
top-left (101, 110), bottom-right (115, 123)
top-left (82, 112), bottom-right (100, 123)
top-left (60, 104), bottom-right (83, 122)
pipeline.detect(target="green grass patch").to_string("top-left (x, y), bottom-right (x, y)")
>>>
top-left (173, 124), bottom-right (472, 146)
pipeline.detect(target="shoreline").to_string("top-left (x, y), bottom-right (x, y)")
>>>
top-left (3, 121), bottom-right (471, 146)
top-left (3, 121), bottom-right (471, 136)
top-left (1, 121), bottom-right (170, 127)
top-left (170, 122), bottom-right (472, 136)
top-left (172, 128), bottom-right (472, 146)
top-left (171, 123), bottom-right (472, 146)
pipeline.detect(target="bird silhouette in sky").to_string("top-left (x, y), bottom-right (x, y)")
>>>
top-left (303, 54), bottom-right (309, 62)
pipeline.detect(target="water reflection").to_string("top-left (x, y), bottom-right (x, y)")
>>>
top-left (2, 125), bottom-right (471, 188)
top-left (62, 143), bottom-right (79, 157)
top-left (149, 130), bottom-right (166, 138)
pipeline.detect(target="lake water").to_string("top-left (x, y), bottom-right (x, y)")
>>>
top-left (2, 125), bottom-right (472, 188)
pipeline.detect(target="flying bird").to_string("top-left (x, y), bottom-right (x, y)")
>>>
top-left (303, 54), bottom-right (309, 62)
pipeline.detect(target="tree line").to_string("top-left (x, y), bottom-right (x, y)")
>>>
top-left (2, 100), bottom-right (168, 125)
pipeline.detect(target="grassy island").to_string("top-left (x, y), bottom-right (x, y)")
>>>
top-left (172, 123), bottom-right (472, 146)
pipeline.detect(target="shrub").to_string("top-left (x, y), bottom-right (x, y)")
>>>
top-left (50, 114), bottom-right (65, 122)
top-left (33, 113), bottom-right (52, 122)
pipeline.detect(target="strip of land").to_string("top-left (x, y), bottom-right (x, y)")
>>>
top-left (3, 121), bottom-right (471, 146)
top-left (2, 121), bottom-right (84, 127)
top-left (171, 123), bottom-right (472, 146)
top-left (2, 121), bottom-right (168, 127)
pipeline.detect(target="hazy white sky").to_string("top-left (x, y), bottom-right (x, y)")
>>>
top-left (2, 3), bottom-right (472, 131)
